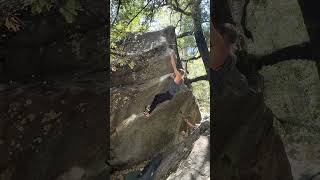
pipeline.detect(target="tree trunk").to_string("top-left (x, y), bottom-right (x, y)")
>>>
top-left (185, 75), bottom-right (208, 85)
top-left (192, 0), bottom-right (210, 75)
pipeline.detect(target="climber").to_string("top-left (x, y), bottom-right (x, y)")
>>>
top-left (144, 50), bottom-right (185, 118)
top-left (183, 117), bottom-right (196, 129)
top-left (180, 111), bottom-right (198, 133)
top-left (210, 21), bottom-right (239, 95)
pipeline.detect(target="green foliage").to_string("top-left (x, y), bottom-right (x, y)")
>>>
top-left (31, 0), bottom-right (53, 14)
top-left (30, 0), bottom-right (81, 23)
top-left (187, 59), bottom-right (210, 113)
top-left (59, 0), bottom-right (81, 23)
top-left (110, 0), bottom-right (161, 51)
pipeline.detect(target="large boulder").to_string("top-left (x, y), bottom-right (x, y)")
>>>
top-left (110, 27), bottom-right (201, 169)
top-left (260, 60), bottom-right (320, 180)
top-left (0, 1), bottom-right (108, 179)
top-left (213, 90), bottom-right (293, 180)
top-left (0, 71), bottom-right (108, 180)
top-left (226, 0), bottom-right (309, 55)
top-left (213, 0), bottom-right (320, 179)
top-left (245, 0), bottom-right (309, 55)
top-left (164, 117), bottom-right (210, 180)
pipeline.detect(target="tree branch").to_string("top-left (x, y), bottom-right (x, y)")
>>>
top-left (177, 31), bottom-right (194, 38)
top-left (183, 1), bottom-right (193, 11)
top-left (185, 75), bottom-right (208, 84)
top-left (127, 0), bottom-right (153, 26)
top-left (167, 0), bottom-right (192, 16)
top-left (111, 0), bottom-right (122, 26)
top-left (251, 42), bottom-right (320, 69)
top-left (181, 56), bottom-right (201, 62)
top-left (175, 13), bottom-right (183, 28)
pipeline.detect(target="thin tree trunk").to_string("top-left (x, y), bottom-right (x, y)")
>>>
top-left (192, 0), bottom-right (210, 75)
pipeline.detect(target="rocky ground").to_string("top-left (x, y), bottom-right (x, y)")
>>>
top-left (154, 116), bottom-right (210, 180)
top-left (166, 117), bottom-right (210, 180)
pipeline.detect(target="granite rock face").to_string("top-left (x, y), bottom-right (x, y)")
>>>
top-left (211, 0), bottom-right (309, 179)
top-left (226, 0), bottom-right (309, 55)
top-left (245, 0), bottom-right (309, 55)
top-left (156, 118), bottom-right (210, 180)
top-left (0, 1), bottom-right (108, 179)
top-left (0, 72), bottom-right (108, 180)
top-left (110, 27), bottom-right (201, 169)
top-left (165, 132), bottom-right (210, 180)
top-left (260, 60), bottom-right (320, 180)
top-left (213, 91), bottom-right (293, 180)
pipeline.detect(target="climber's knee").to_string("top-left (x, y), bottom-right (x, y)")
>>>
top-left (167, 92), bottom-right (173, 100)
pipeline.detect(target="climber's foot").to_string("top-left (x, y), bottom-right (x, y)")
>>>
top-left (144, 105), bottom-right (151, 118)
top-left (144, 111), bottom-right (151, 118)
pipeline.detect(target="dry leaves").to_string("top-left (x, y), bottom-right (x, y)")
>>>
top-left (4, 16), bottom-right (23, 32)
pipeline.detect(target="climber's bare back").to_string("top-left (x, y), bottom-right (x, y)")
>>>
top-left (211, 21), bottom-right (229, 70)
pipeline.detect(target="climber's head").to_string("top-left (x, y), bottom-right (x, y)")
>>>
top-left (217, 23), bottom-right (238, 47)
top-left (178, 69), bottom-right (185, 78)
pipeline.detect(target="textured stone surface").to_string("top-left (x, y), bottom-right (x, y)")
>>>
top-left (166, 135), bottom-right (210, 180)
top-left (2, 0), bottom-right (107, 81)
top-left (228, 0), bottom-right (245, 35)
top-left (214, 0), bottom-right (318, 180)
top-left (110, 27), bottom-right (201, 168)
top-left (213, 91), bottom-right (293, 180)
top-left (260, 60), bottom-right (320, 180)
top-left (246, 0), bottom-right (309, 55)
top-left (154, 118), bottom-right (210, 180)
top-left (111, 27), bottom-right (178, 87)
top-left (0, 71), bottom-right (108, 180)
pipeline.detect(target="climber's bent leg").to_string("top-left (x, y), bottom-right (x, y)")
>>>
top-left (149, 91), bottom-right (173, 113)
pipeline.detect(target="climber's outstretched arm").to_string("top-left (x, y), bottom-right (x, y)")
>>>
top-left (211, 21), bottom-right (227, 70)
top-left (170, 53), bottom-right (181, 77)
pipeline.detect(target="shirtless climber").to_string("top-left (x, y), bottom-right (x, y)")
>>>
top-left (144, 50), bottom-right (185, 118)
top-left (210, 22), bottom-right (247, 96)
top-left (180, 111), bottom-right (198, 133)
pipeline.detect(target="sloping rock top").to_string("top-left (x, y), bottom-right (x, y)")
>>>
top-left (111, 26), bottom-right (179, 87)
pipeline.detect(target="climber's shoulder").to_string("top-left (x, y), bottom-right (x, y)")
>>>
top-left (211, 54), bottom-right (236, 73)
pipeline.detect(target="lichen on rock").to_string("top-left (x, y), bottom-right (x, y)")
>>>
top-left (260, 60), bottom-right (320, 179)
